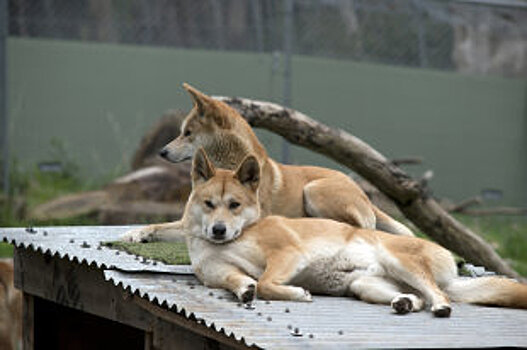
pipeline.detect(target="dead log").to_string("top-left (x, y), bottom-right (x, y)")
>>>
top-left (131, 109), bottom-right (185, 170)
top-left (449, 196), bottom-right (483, 213)
top-left (217, 96), bottom-right (520, 279)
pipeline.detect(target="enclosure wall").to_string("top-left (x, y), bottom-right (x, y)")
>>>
top-left (8, 37), bottom-right (527, 205)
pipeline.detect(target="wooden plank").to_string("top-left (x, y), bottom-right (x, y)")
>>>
top-left (22, 293), bottom-right (33, 350)
top-left (144, 332), bottom-right (153, 350)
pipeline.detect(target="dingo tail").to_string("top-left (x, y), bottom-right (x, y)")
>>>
top-left (446, 276), bottom-right (527, 309)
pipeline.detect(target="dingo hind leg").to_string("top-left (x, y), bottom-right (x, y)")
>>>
top-left (381, 250), bottom-right (453, 317)
top-left (348, 276), bottom-right (425, 314)
top-left (303, 178), bottom-right (376, 229)
top-left (303, 177), bottom-right (413, 236)
top-left (373, 207), bottom-right (414, 236)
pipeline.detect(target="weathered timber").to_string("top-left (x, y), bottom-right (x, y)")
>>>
top-left (449, 196), bottom-right (483, 213)
top-left (216, 96), bottom-right (520, 279)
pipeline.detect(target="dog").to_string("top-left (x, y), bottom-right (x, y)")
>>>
top-left (123, 149), bottom-right (527, 317)
top-left (155, 83), bottom-right (413, 237)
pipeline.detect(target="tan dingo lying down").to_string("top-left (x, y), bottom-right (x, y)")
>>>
top-left (123, 149), bottom-right (527, 317)
top-left (157, 83), bottom-right (413, 237)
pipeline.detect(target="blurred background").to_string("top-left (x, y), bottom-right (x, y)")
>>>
top-left (0, 0), bottom-right (526, 264)
top-left (0, 2), bottom-right (525, 347)
top-left (2, 0), bottom-right (526, 203)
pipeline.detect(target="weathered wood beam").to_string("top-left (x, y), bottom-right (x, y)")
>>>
top-left (449, 196), bottom-right (483, 213)
top-left (216, 96), bottom-right (520, 279)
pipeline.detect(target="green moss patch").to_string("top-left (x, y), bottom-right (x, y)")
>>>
top-left (103, 241), bottom-right (191, 265)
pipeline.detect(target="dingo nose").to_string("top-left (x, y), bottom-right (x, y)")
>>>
top-left (212, 223), bottom-right (227, 238)
top-left (159, 148), bottom-right (169, 158)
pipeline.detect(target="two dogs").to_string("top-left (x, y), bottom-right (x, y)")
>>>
top-left (123, 84), bottom-right (527, 316)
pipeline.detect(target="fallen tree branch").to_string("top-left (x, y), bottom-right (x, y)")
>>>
top-left (216, 96), bottom-right (520, 279)
top-left (449, 196), bottom-right (483, 213)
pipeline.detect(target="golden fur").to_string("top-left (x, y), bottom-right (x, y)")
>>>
top-left (159, 83), bottom-right (413, 236)
top-left (123, 150), bottom-right (527, 317)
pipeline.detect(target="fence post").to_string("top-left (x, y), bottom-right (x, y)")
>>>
top-left (281, 0), bottom-right (293, 164)
top-left (0, 0), bottom-right (8, 195)
top-left (413, 0), bottom-right (428, 68)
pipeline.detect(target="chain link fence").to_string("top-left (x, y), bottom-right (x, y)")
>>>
top-left (7, 0), bottom-right (527, 77)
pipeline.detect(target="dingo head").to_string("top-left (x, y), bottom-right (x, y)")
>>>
top-left (159, 83), bottom-right (238, 163)
top-left (188, 148), bottom-right (261, 244)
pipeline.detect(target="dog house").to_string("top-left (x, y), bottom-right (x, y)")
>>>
top-left (2, 226), bottom-right (527, 349)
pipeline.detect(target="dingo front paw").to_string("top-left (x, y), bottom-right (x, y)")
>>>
top-left (291, 287), bottom-right (312, 302)
top-left (121, 227), bottom-right (155, 243)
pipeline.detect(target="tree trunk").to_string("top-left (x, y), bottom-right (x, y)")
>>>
top-left (216, 96), bottom-right (520, 279)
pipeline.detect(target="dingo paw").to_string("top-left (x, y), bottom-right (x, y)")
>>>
top-left (391, 295), bottom-right (413, 314)
top-left (431, 303), bottom-right (452, 318)
top-left (391, 294), bottom-right (424, 314)
top-left (121, 227), bottom-right (155, 243)
top-left (238, 284), bottom-right (256, 303)
top-left (291, 287), bottom-right (312, 302)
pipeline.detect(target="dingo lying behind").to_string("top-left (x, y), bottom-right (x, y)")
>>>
top-left (123, 149), bottom-right (527, 317)
top-left (157, 83), bottom-right (413, 237)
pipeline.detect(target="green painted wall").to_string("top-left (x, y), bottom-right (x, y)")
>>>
top-left (7, 38), bottom-right (527, 205)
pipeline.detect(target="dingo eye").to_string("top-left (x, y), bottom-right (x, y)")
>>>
top-left (184, 130), bottom-right (191, 137)
top-left (229, 202), bottom-right (240, 210)
top-left (204, 200), bottom-right (215, 209)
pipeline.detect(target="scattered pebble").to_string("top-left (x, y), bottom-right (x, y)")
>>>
top-left (291, 328), bottom-right (302, 337)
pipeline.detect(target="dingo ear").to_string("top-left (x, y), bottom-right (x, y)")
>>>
top-left (235, 155), bottom-right (260, 191)
top-left (192, 148), bottom-right (215, 184)
top-left (183, 83), bottom-right (212, 116)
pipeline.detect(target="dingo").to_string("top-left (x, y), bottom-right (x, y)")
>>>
top-left (157, 83), bottom-right (413, 236)
top-left (123, 149), bottom-right (527, 317)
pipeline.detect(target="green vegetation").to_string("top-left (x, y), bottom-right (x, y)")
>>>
top-left (455, 215), bottom-right (527, 277)
top-left (103, 241), bottom-right (190, 265)
top-left (0, 242), bottom-right (13, 257)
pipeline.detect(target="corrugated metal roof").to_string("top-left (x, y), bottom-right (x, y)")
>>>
top-left (3, 226), bottom-right (527, 349)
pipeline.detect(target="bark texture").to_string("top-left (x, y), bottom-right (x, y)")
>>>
top-left (216, 96), bottom-right (520, 279)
